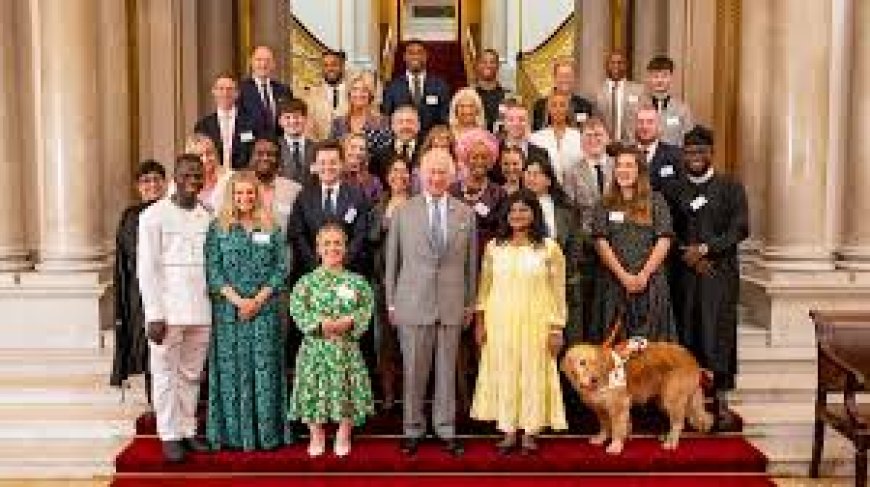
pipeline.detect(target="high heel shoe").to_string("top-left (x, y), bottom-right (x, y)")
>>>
top-left (334, 436), bottom-right (351, 457)
top-left (307, 436), bottom-right (326, 457)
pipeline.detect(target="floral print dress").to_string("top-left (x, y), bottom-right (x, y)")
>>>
top-left (288, 267), bottom-right (375, 426)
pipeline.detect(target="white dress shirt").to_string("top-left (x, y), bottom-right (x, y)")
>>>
top-left (406, 71), bottom-right (427, 99)
top-left (326, 81), bottom-right (347, 114)
top-left (538, 194), bottom-right (557, 239)
top-left (321, 183), bottom-right (341, 212)
top-left (606, 79), bottom-right (625, 138)
top-left (217, 107), bottom-right (237, 169)
top-left (255, 77), bottom-right (276, 115)
top-left (137, 198), bottom-right (212, 326)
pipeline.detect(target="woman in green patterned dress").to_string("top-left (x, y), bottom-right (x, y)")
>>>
top-left (288, 222), bottom-right (375, 458)
top-left (205, 171), bottom-right (293, 451)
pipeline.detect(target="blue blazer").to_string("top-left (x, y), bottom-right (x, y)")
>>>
top-left (381, 73), bottom-right (450, 135)
top-left (238, 77), bottom-right (292, 136)
top-left (193, 109), bottom-right (260, 170)
top-left (648, 141), bottom-right (683, 197)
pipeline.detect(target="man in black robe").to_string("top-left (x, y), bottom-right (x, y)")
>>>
top-left (670, 126), bottom-right (748, 429)
top-left (110, 160), bottom-right (167, 402)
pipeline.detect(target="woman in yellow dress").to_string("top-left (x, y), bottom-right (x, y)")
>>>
top-left (472, 189), bottom-right (568, 454)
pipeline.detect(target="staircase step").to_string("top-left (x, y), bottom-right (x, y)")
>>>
top-left (0, 403), bottom-right (147, 439)
top-left (738, 346), bottom-right (816, 374)
top-left (0, 438), bottom-right (126, 478)
top-left (732, 373), bottom-right (816, 403)
top-left (751, 434), bottom-right (855, 478)
top-left (738, 324), bottom-right (770, 348)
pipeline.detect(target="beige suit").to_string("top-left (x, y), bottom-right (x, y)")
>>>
top-left (563, 155), bottom-right (614, 231)
top-left (594, 79), bottom-right (645, 142)
top-left (305, 81), bottom-right (348, 141)
top-left (385, 194), bottom-right (477, 439)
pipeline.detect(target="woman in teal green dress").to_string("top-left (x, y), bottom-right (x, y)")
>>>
top-left (288, 222), bottom-right (374, 458)
top-left (205, 171), bottom-right (292, 451)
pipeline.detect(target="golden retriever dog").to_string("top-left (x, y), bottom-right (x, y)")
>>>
top-left (560, 341), bottom-right (713, 454)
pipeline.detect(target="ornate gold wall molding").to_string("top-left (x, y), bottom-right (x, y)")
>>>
top-left (516, 13), bottom-right (576, 105)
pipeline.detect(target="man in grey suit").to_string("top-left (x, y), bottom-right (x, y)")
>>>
top-left (276, 98), bottom-right (317, 184)
top-left (594, 51), bottom-right (645, 142)
top-left (385, 148), bottom-right (477, 457)
top-left (562, 116), bottom-right (614, 230)
top-left (641, 55), bottom-right (693, 147)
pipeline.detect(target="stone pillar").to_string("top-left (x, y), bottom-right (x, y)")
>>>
top-left (0, 0), bottom-right (30, 272)
top-left (631, 0), bottom-right (667, 80)
top-left (197, 0), bottom-right (237, 111)
top-left (759, 0), bottom-right (833, 270)
top-left (839, 0), bottom-right (869, 269)
top-left (36, 0), bottom-right (105, 272)
top-left (98, 0), bottom-right (133, 254)
top-left (736, 0), bottom-right (771, 259)
top-left (575, 0), bottom-right (611, 98)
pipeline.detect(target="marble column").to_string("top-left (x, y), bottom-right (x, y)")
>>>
top-left (251, 0), bottom-right (290, 82)
top-left (631, 0), bottom-right (667, 80)
top-left (197, 0), bottom-right (237, 111)
top-left (0, 0), bottom-right (30, 271)
top-left (575, 0), bottom-right (611, 98)
top-left (736, 0), bottom-right (771, 259)
top-left (36, 0), bottom-right (105, 271)
top-left (760, 0), bottom-right (833, 270)
top-left (839, 0), bottom-right (870, 269)
top-left (98, 0), bottom-right (132, 253)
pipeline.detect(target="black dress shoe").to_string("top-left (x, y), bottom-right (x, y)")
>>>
top-left (441, 438), bottom-right (464, 456)
top-left (182, 437), bottom-right (210, 453)
top-left (162, 440), bottom-right (186, 463)
top-left (400, 437), bottom-right (422, 456)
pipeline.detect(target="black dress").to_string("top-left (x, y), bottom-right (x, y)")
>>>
top-left (110, 201), bottom-right (155, 387)
top-left (670, 174), bottom-right (749, 390)
top-left (590, 192), bottom-right (677, 343)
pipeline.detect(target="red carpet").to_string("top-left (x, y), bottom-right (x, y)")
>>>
top-left (115, 436), bottom-right (766, 474)
top-left (393, 41), bottom-right (467, 93)
top-left (112, 474), bottom-right (775, 487)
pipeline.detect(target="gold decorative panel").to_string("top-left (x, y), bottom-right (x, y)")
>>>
top-left (516, 13), bottom-right (576, 107)
top-left (289, 15), bottom-right (330, 96)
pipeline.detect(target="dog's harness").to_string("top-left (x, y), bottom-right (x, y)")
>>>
top-left (603, 337), bottom-right (649, 390)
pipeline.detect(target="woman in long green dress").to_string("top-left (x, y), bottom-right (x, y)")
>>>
top-left (591, 145), bottom-right (676, 342)
top-left (205, 171), bottom-right (292, 451)
top-left (288, 222), bottom-right (375, 458)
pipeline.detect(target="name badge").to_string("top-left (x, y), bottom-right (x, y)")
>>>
top-left (240, 131), bottom-right (255, 142)
top-left (609, 211), bottom-right (625, 223)
top-left (252, 232), bottom-right (271, 245)
top-left (425, 95), bottom-right (439, 105)
top-left (344, 207), bottom-right (357, 224)
top-left (575, 112), bottom-right (588, 124)
top-left (498, 103), bottom-right (507, 114)
top-left (473, 202), bottom-right (490, 217)
top-left (690, 195), bottom-right (708, 211)
top-left (627, 94), bottom-right (639, 104)
top-left (666, 116), bottom-right (680, 127)
top-left (659, 165), bottom-right (675, 178)
top-left (276, 204), bottom-right (292, 215)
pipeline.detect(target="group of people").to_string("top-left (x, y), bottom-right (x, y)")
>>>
top-left (110, 41), bottom-right (749, 463)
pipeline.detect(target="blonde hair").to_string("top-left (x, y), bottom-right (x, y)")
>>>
top-left (346, 70), bottom-right (380, 115)
top-left (216, 171), bottom-right (276, 232)
top-left (448, 87), bottom-right (485, 130)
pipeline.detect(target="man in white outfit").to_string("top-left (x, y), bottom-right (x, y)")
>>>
top-left (137, 153), bottom-right (212, 463)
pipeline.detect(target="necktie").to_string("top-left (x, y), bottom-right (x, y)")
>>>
top-left (324, 187), bottom-right (336, 215)
top-left (594, 163), bottom-right (605, 195)
top-left (411, 74), bottom-right (422, 105)
top-left (429, 198), bottom-right (445, 254)
top-left (654, 95), bottom-right (670, 113)
top-left (610, 81), bottom-right (620, 137)
top-left (332, 86), bottom-right (340, 110)
top-left (401, 142), bottom-right (411, 160)
top-left (261, 80), bottom-right (274, 120)
top-left (292, 140), bottom-right (302, 176)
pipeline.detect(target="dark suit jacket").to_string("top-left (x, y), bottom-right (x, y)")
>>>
top-left (278, 136), bottom-right (317, 184)
top-left (194, 109), bottom-right (259, 170)
top-left (381, 73), bottom-right (450, 135)
top-left (532, 93), bottom-right (597, 131)
top-left (238, 77), bottom-right (292, 136)
top-left (289, 183), bottom-right (371, 276)
top-left (647, 141), bottom-right (683, 197)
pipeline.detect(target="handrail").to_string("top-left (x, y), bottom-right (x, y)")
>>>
top-left (462, 25), bottom-right (478, 85)
top-left (381, 26), bottom-right (397, 81)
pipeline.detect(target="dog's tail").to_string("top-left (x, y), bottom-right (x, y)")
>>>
top-left (687, 380), bottom-right (714, 433)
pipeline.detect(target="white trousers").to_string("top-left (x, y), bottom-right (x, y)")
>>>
top-left (148, 325), bottom-right (210, 441)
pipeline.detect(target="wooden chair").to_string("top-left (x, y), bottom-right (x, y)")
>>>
top-left (810, 310), bottom-right (870, 486)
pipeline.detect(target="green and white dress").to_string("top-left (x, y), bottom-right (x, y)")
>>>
top-left (288, 267), bottom-right (375, 426)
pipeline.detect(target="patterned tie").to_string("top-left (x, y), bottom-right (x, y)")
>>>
top-left (429, 198), bottom-right (445, 255)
